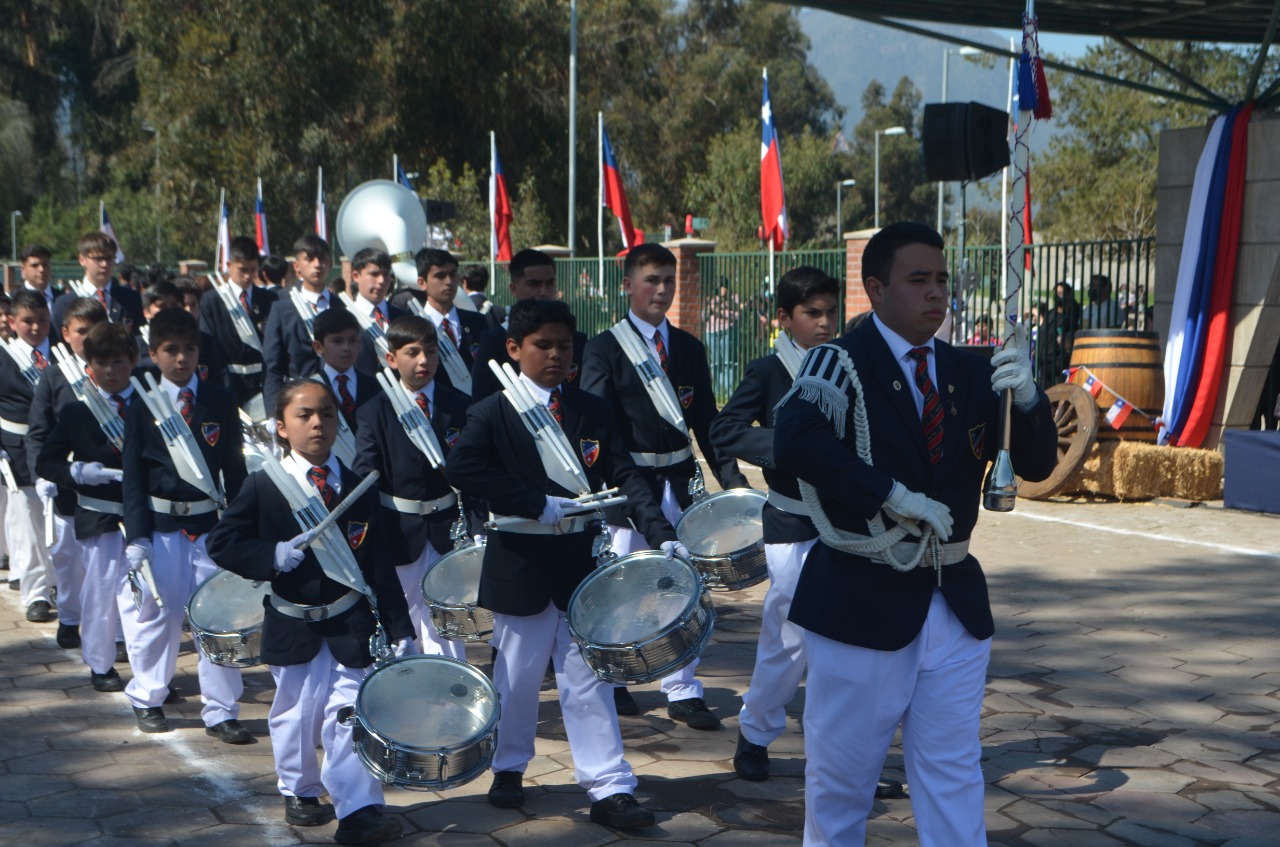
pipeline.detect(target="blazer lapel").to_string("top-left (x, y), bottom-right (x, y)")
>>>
top-left (854, 321), bottom-right (928, 460)
top-left (932, 342), bottom-right (965, 467)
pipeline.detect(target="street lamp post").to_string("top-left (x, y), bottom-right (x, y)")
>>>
top-left (144, 122), bottom-right (161, 263)
top-left (835, 178), bottom-right (855, 245)
top-left (874, 127), bottom-right (906, 230)
top-left (938, 46), bottom-right (982, 234)
top-left (10, 211), bottom-right (21, 263)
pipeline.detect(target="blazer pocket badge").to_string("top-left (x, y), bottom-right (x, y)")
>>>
top-left (567, 362), bottom-right (580, 383)
top-left (678, 386), bottom-right (694, 408)
top-left (445, 427), bottom-right (462, 448)
top-left (968, 422), bottom-right (986, 459)
top-left (580, 438), bottom-right (600, 467)
top-left (201, 422), bottom-right (220, 447)
top-left (347, 521), bottom-right (368, 550)
top-left (198, 365), bottom-right (209, 381)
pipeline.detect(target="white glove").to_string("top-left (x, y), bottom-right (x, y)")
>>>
top-left (991, 324), bottom-right (1037, 410)
top-left (884, 482), bottom-right (953, 542)
top-left (70, 462), bottom-right (124, 486)
top-left (539, 496), bottom-right (579, 525)
top-left (0, 449), bottom-right (9, 462)
top-left (125, 539), bottom-right (152, 568)
top-left (35, 478), bottom-right (57, 500)
top-left (392, 637), bottom-right (419, 658)
top-left (660, 540), bottom-right (690, 560)
top-left (274, 529), bottom-right (317, 573)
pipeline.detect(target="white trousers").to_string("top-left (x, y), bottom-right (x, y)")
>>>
top-left (8, 486), bottom-right (51, 608)
top-left (738, 537), bottom-right (817, 747)
top-left (491, 602), bottom-right (636, 801)
top-left (45, 506), bottom-right (83, 626)
top-left (268, 643), bottom-right (383, 818)
top-left (80, 531), bottom-right (134, 675)
top-left (802, 590), bottom-right (990, 847)
top-left (607, 479), bottom-right (701, 702)
top-left (0, 485), bottom-right (10, 560)
top-left (394, 543), bottom-right (465, 660)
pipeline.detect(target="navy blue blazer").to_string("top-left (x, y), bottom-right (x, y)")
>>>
top-left (53, 281), bottom-right (143, 332)
top-left (0, 345), bottom-right (44, 488)
top-left (774, 318), bottom-right (1057, 651)
top-left (25, 350), bottom-right (81, 515)
top-left (353, 302), bottom-right (408, 378)
top-left (431, 308), bottom-right (488, 395)
top-left (199, 285), bottom-right (278, 408)
top-left (261, 292), bottom-right (347, 416)
top-left (37, 396), bottom-right (135, 540)
top-left (469, 324), bottom-right (587, 401)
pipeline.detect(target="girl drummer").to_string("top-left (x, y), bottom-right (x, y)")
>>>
top-left (206, 380), bottom-right (414, 846)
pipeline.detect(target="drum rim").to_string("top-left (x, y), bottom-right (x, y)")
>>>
top-left (565, 550), bottom-right (706, 648)
top-left (419, 544), bottom-right (486, 607)
top-left (674, 488), bottom-right (767, 558)
top-left (185, 569), bottom-right (269, 636)
top-left (355, 655), bottom-right (500, 753)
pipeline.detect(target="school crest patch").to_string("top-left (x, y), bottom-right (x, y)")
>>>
top-left (470, 342), bottom-right (481, 358)
top-left (968, 423), bottom-right (986, 459)
top-left (198, 365), bottom-right (209, 381)
top-left (580, 438), bottom-right (600, 468)
top-left (566, 362), bottom-right (580, 383)
top-left (201, 422), bottom-right (220, 447)
top-left (445, 427), bottom-right (462, 448)
top-left (678, 386), bottom-right (694, 409)
top-left (347, 521), bottom-right (368, 550)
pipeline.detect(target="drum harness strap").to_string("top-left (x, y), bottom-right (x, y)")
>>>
top-left (79, 494), bottom-right (124, 516)
top-left (270, 589), bottom-right (361, 622)
top-left (777, 343), bottom-right (963, 586)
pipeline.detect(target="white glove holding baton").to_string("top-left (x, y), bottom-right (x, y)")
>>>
top-left (660, 540), bottom-right (690, 560)
top-left (884, 482), bottom-right (953, 542)
top-left (125, 538), bottom-right (152, 568)
top-left (990, 323), bottom-right (1037, 411)
top-left (539, 496), bottom-right (580, 525)
top-left (274, 529), bottom-right (317, 574)
top-left (35, 478), bottom-right (57, 500)
top-left (71, 462), bottom-right (125, 486)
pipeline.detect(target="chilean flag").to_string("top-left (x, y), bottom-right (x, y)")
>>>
top-left (1105, 398), bottom-right (1132, 429)
top-left (254, 178), bottom-right (270, 256)
top-left (1083, 374), bottom-right (1102, 397)
top-left (490, 133), bottom-right (513, 262)
top-left (760, 68), bottom-right (789, 250)
top-left (216, 189), bottom-right (231, 273)
top-left (601, 120), bottom-right (637, 251)
top-left (99, 201), bottom-right (125, 263)
top-left (315, 167), bottom-right (327, 241)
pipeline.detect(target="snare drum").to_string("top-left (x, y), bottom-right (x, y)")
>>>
top-left (420, 544), bottom-right (493, 642)
top-left (566, 551), bottom-right (714, 684)
top-left (186, 570), bottom-right (271, 668)
top-left (675, 489), bottom-right (767, 591)
top-left (348, 655), bottom-right (499, 791)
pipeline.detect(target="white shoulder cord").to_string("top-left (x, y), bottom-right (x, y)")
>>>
top-left (779, 344), bottom-right (939, 573)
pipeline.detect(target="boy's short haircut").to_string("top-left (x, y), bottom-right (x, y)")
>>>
top-left (20, 244), bottom-right (52, 262)
top-left (292, 234), bottom-right (331, 261)
top-left (0, 294), bottom-right (11, 317)
top-left (62, 296), bottom-right (109, 328)
top-left (777, 266), bottom-right (840, 315)
top-left (507, 298), bottom-right (575, 345)
top-left (259, 255), bottom-right (288, 285)
top-left (861, 222), bottom-right (944, 284)
top-left (351, 248), bottom-right (392, 273)
top-left (414, 248), bottom-right (457, 279)
top-left (84, 322), bottom-right (140, 364)
top-left (116, 262), bottom-right (138, 285)
top-left (461, 265), bottom-right (489, 291)
top-left (385, 315), bottom-right (438, 352)
top-left (143, 280), bottom-right (181, 310)
top-left (508, 249), bottom-right (554, 282)
top-left (623, 243), bottom-right (676, 277)
top-left (228, 236), bottom-right (261, 264)
top-left (147, 308), bottom-right (200, 350)
top-left (328, 276), bottom-right (349, 298)
top-left (78, 231), bottom-right (117, 257)
top-left (10, 288), bottom-right (49, 315)
top-left (172, 274), bottom-right (206, 300)
top-left (312, 307), bottom-right (361, 343)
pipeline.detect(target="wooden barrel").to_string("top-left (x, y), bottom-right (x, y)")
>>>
top-left (1068, 330), bottom-right (1163, 441)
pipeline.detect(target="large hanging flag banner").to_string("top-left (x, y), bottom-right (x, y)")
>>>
top-left (600, 117), bottom-right (637, 251)
top-left (759, 67), bottom-right (789, 251)
top-left (489, 133), bottom-right (513, 262)
top-left (315, 167), bottom-right (327, 241)
top-left (99, 201), bottom-right (126, 263)
top-left (216, 189), bottom-right (231, 274)
top-left (255, 178), bottom-right (270, 257)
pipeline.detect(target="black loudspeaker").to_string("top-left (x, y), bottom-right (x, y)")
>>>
top-left (922, 102), bottom-right (1011, 182)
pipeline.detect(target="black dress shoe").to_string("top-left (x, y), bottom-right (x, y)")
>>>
top-left (8, 577), bottom-right (18, 591)
top-left (733, 730), bottom-right (770, 781)
top-left (91, 668), bottom-right (125, 692)
top-left (875, 776), bottom-right (905, 798)
top-left (589, 792), bottom-right (655, 829)
top-left (56, 623), bottom-right (81, 649)
top-left (115, 641), bottom-right (129, 664)
top-left (487, 770), bottom-right (524, 808)
top-left (206, 719), bottom-right (254, 744)
top-left (667, 697), bottom-right (720, 730)
top-left (26, 600), bottom-right (52, 623)
top-left (284, 795), bottom-right (335, 827)
top-left (334, 805), bottom-right (401, 845)
top-left (613, 687), bottom-right (640, 716)
top-left (133, 706), bottom-right (170, 733)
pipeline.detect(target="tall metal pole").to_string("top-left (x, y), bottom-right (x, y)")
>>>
top-left (874, 131), bottom-right (882, 230)
top-left (10, 211), bottom-right (21, 262)
top-left (154, 130), bottom-right (162, 263)
top-left (567, 0), bottom-right (578, 255)
top-left (597, 112), bottom-right (604, 298)
top-left (835, 183), bottom-right (842, 245)
top-left (937, 49), bottom-right (949, 235)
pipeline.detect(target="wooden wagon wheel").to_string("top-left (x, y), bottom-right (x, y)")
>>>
top-left (1018, 383), bottom-right (1100, 500)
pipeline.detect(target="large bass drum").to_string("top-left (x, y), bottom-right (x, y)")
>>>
top-left (348, 655), bottom-right (499, 791)
top-left (566, 551), bottom-right (714, 685)
top-left (420, 543), bottom-right (493, 642)
top-left (675, 489), bottom-right (767, 591)
top-left (186, 570), bottom-right (270, 668)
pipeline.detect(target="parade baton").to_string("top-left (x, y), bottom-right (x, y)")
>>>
top-left (490, 360), bottom-right (590, 494)
top-left (607, 321), bottom-right (688, 436)
top-left (337, 293), bottom-right (392, 368)
top-left (0, 457), bottom-right (18, 494)
top-left (119, 523), bottom-right (164, 609)
top-left (373, 370), bottom-right (445, 468)
top-left (211, 273), bottom-right (263, 352)
top-left (51, 345), bottom-right (90, 401)
top-left (292, 470), bottom-right (380, 550)
top-left (288, 288), bottom-right (319, 340)
top-left (406, 299), bottom-right (473, 394)
top-left (130, 373), bottom-right (225, 507)
top-left (486, 495), bottom-right (628, 531)
top-left (44, 501), bottom-right (54, 548)
top-left (2, 339), bottom-right (42, 388)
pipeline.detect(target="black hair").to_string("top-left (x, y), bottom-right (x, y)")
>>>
top-left (385, 315), bottom-right (438, 352)
top-left (312, 307), bottom-right (360, 343)
top-left (328, 275), bottom-right (349, 297)
top-left (414, 248), bottom-right (457, 279)
top-left (84, 322), bottom-right (139, 364)
top-left (116, 262), bottom-right (138, 285)
top-left (272, 379), bottom-right (339, 455)
top-left (147, 307), bottom-right (200, 350)
top-left (861, 222), bottom-right (944, 284)
top-left (507, 298), bottom-right (575, 345)
top-left (10, 288), bottom-right (49, 314)
top-left (351, 248), bottom-right (391, 274)
top-left (509, 249), bottom-right (555, 283)
top-left (19, 244), bottom-right (51, 262)
top-left (259, 255), bottom-right (289, 285)
top-left (62, 296), bottom-right (108, 328)
top-left (623, 243), bottom-right (676, 277)
top-left (777, 266), bottom-right (839, 315)
top-left (0, 294), bottom-right (11, 317)
top-left (461, 264), bottom-right (489, 291)
top-left (228, 236), bottom-right (261, 264)
top-left (292, 233), bottom-right (331, 261)
top-left (172, 274), bottom-right (205, 301)
top-left (78, 231), bottom-right (117, 257)
top-left (143, 280), bottom-right (181, 310)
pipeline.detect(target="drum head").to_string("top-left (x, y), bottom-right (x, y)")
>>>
top-left (188, 570), bottom-right (270, 634)
top-left (676, 489), bottom-right (766, 556)
top-left (421, 545), bottom-right (485, 606)
top-left (358, 656), bottom-right (498, 750)
top-left (568, 552), bottom-right (700, 646)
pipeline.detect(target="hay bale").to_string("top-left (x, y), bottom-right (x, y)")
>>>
top-left (1062, 440), bottom-right (1223, 501)
top-left (1171, 446), bottom-right (1224, 501)
top-left (1064, 441), bottom-right (1119, 497)
top-left (1113, 442), bottom-right (1170, 500)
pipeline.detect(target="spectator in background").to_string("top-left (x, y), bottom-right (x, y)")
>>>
top-left (18, 245), bottom-right (56, 308)
top-left (116, 262), bottom-right (139, 291)
top-left (704, 280), bottom-right (741, 399)
top-left (968, 314), bottom-right (996, 346)
top-left (463, 265), bottom-right (504, 329)
top-left (1083, 274), bottom-right (1121, 330)
top-left (1037, 281), bottom-right (1081, 385)
top-left (257, 255), bottom-right (288, 291)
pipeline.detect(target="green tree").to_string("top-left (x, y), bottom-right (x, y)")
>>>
top-left (848, 77), bottom-right (934, 231)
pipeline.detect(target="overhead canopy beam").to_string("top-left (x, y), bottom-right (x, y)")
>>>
top-left (1245, 0), bottom-right (1280, 100)
top-left (1110, 36), bottom-right (1232, 109)
top-left (1107, 0), bottom-right (1260, 35)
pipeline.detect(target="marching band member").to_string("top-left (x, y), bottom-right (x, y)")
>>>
top-left (121, 308), bottom-right (249, 739)
top-left (344, 248), bottom-right (407, 377)
top-left (310, 309), bottom-right (378, 435)
top-left (53, 231), bottom-right (144, 331)
top-left (262, 234), bottom-right (341, 415)
top-left (449, 299), bottom-right (678, 828)
top-left (579, 243), bottom-right (747, 729)
top-left (199, 235), bottom-right (278, 415)
top-left (405, 248), bottom-right (486, 393)
top-left (207, 379), bottom-right (412, 845)
top-left (773, 223), bottom-right (1057, 847)
top-left (138, 280), bottom-right (227, 384)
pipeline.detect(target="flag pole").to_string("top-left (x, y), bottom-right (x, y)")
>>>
top-left (393, 153), bottom-right (398, 183)
top-left (488, 132), bottom-right (496, 286)
top-left (99, 200), bottom-right (105, 231)
top-left (597, 112), bottom-right (605, 299)
top-left (216, 188), bottom-right (225, 268)
top-left (768, 239), bottom-right (775, 296)
top-left (1000, 35), bottom-right (1014, 316)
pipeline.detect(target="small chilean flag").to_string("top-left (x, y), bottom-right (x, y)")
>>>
top-left (1084, 374), bottom-right (1103, 397)
top-left (601, 118), bottom-right (637, 251)
top-left (1105, 398), bottom-right (1132, 429)
top-left (490, 133), bottom-right (513, 262)
top-left (760, 67), bottom-right (789, 250)
top-left (314, 167), bottom-right (327, 241)
top-left (254, 178), bottom-right (270, 256)
top-left (216, 189), bottom-right (231, 273)
top-left (99, 201), bottom-right (125, 263)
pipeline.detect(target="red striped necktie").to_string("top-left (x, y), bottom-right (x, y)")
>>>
top-left (307, 465), bottom-right (335, 508)
top-left (548, 387), bottom-right (563, 425)
top-left (653, 333), bottom-right (669, 373)
top-left (177, 388), bottom-right (194, 426)
top-left (335, 374), bottom-right (356, 416)
top-left (907, 347), bottom-right (944, 465)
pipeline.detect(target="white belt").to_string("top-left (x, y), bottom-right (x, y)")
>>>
top-left (870, 539), bottom-right (971, 568)
top-left (629, 446), bottom-right (693, 468)
top-left (148, 496), bottom-right (219, 516)
top-left (227, 363), bottom-right (263, 375)
top-left (78, 494), bottom-right (124, 516)
top-left (270, 589), bottom-right (360, 621)
top-left (491, 513), bottom-right (597, 535)
top-left (766, 489), bottom-right (808, 516)
top-left (0, 418), bottom-right (29, 436)
top-left (380, 491), bottom-right (456, 516)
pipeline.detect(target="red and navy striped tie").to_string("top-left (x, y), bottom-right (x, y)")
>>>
top-left (908, 347), bottom-right (944, 465)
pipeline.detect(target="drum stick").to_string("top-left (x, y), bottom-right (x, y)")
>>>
top-left (487, 495), bottom-right (628, 530)
top-left (293, 471), bottom-right (380, 549)
top-left (119, 522), bottom-right (164, 609)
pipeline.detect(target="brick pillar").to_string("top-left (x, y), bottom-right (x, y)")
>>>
top-left (1, 263), bottom-right (16, 293)
top-left (339, 257), bottom-right (352, 286)
top-left (844, 228), bottom-right (876, 325)
top-left (663, 237), bottom-right (716, 338)
top-left (179, 259), bottom-right (209, 276)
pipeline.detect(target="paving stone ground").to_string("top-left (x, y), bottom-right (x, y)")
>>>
top-left (2, 492), bottom-right (1279, 846)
